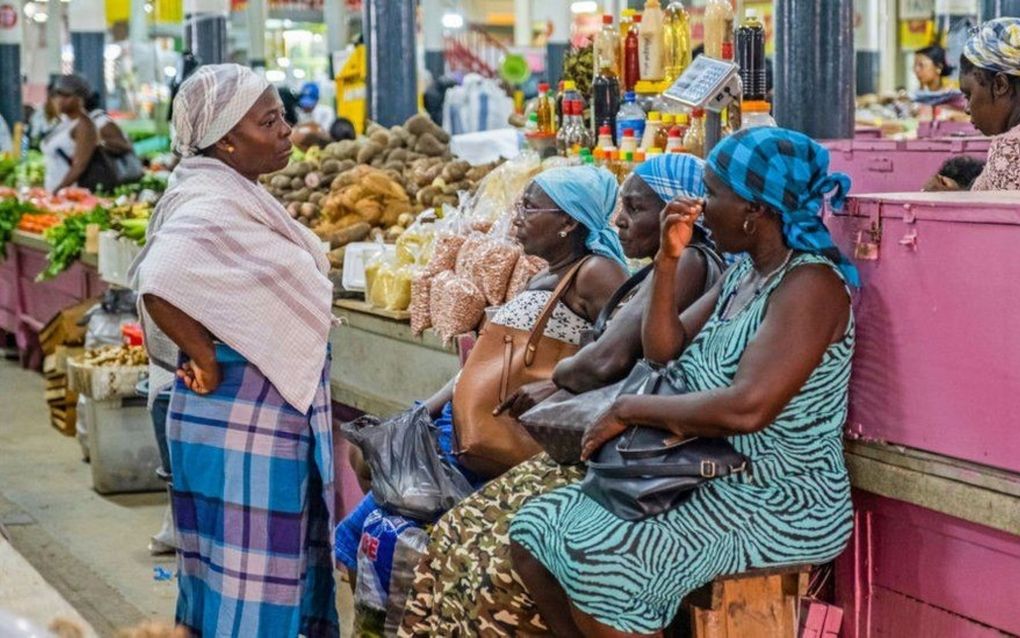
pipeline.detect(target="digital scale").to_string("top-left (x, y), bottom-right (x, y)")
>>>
top-left (662, 56), bottom-right (742, 113)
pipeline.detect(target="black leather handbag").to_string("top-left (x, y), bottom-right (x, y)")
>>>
top-left (580, 360), bottom-right (750, 521)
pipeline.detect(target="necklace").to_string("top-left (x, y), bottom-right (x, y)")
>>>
top-left (751, 249), bottom-right (794, 294)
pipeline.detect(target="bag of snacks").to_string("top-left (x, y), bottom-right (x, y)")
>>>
top-left (454, 233), bottom-right (487, 280)
top-left (474, 216), bottom-right (523, 306)
top-left (432, 274), bottom-right (487, 344)
top-left (409, 272), bottom-right (432, 336)
top-left (506, 255), bottom-right (548, 301)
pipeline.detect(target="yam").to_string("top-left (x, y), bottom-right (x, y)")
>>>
top-left (300, 202), bottom-right (319, 219)
top-left (321, 159), bottom-right (342, 175)
top-left (466, 165), bottom-right (493, 182)
top-left (329, 222), bottom-right (372, 248)
top-left (404, 114), bottom-right (434, 137)
top-left (370, 130), bottom-right (392, 148)
top-left (337, 213), bottom-right (366, 229)
top-left (282, 161), bottom-right (313, 178)
top-left (290, 177), bottom-right (305, 190)
top-left (309, 192), bottom-right (325, 205)
top-left (286, 202), bottom-right (301, 218)
top-left (415, 133), bottom-right (445, 157)
top-left (357, 141), bottom-right (384, 165)
top-left (383, 161), bottom-right (407, 174)
top-left (284, 188), bottom-right (311, 202)
top-left (441, 160), bottom-right (471, 183)
top-left (385, 226), bottom-right (405, 241)
top-left (328, 246), bottom-right (347, 270)
top-left (304, 172), bottom-right (323, 189)
top-left (354, 199), bottom-right (384, 225)
top-left (416, 186), bottom-right (439, 207)
top-left (370, 227), bottom-right (385, 242)
top-left (387, 148), bottom-right (410, 164)
top-left (327, 140), bottom-right (358, 160)
top-left (365, 122), bottom-right (386, 137)
top-left (271, 174), bottom-right (292, 190)
top-left (397, 212), bottom-right (415, 227)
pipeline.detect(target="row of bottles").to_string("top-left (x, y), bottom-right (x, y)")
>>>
top-left (594, 2), bottom-right (692, 94)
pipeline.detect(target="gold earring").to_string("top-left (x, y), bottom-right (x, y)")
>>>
top-left (226, 144), bottom-right (235, 153)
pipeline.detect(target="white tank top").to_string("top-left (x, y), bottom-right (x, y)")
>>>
top-left (41, 118), bottom-right (78, 193)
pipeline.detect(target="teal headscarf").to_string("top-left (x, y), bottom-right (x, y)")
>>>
top-left (532, 166), bottom-right (627, 265)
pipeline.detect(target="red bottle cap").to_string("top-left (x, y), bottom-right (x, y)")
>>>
top-left (692, 108), bottom-right (705, 118)
top-left (623, 128), bottom-right (635, 137)
top-left (633, 14), bottom-right (642, 22)
top-left (539, 83), bottom-right (549, 93)
top-left (668, 127), bottom-right (681, 137)
top-left (721, 42), bottom-right (733, 60)
top-left (603, 14), bottom-right (613, 24)
top-left (599, 125), bottom-right (611, 135)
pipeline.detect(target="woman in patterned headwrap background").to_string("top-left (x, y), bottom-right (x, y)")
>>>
top-left (960, 17), bottom-right (1020, 190)
top-left (509, 127), bottom-right (858, 638)
top-left (130, 64), bottom-right (339, 637)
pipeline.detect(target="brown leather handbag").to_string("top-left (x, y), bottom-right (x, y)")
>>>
top-left (452, 257), bottom-right (589, 478)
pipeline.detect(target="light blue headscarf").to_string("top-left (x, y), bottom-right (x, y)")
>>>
top-left (532, 166), bottom-right (628, 266)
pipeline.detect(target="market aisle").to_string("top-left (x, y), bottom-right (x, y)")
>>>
top-left (0, 358), bottom-right (176, 634)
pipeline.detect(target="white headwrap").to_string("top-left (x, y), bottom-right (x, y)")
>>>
top-left (172, 64), bottom-right (270, 157)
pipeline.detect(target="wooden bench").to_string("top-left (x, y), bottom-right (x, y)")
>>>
top-left (666, 565), bottom-right (813, 638)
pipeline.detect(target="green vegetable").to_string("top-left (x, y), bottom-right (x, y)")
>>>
top-left (0, 198), bottom-right (37, 260)
top-left (114, 217), bottom-right (148, 245)
top-left (38, 205), bottom-right (111, 280)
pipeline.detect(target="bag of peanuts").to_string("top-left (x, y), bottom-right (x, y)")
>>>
top-left (454, 233), bottom-right (487, 280)
top-left (473, 216), bottom-right (523, 306)
top-left (432, 274), bottom-right (487, 344)
top-left (505, 255), bottom-right (548, 301)
top-left (409, 271), bottom-right (432, 336)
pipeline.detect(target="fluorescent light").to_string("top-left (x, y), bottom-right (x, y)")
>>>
top-left (441, 12), bottom-right (464, 29)
top-left (293, 69), bottom-right (306, 79)
top-left (163, 66), bottom-right (177, 78)
top-left (266, 70), bottom-right (286, 83)
top-left (571, 1), bottom-right (598, 13)
top-left (33, 11), bottom-right (47, 22)
top-left (23, 3), bottom-right (36, 18)
top-left (276, 57), bottom-right (291, 68)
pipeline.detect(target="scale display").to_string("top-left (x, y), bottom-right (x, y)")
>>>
top-left (662, 56), bottom-right (742, 112)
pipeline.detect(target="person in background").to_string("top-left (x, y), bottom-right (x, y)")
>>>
top-left (915, 45), bottom-right (956, 92)
top-left (424, 75), bottom-right (456, 126)
top-left (0, 115), bottom-right (11, 153)
top-left (510, 127), bottom-right (858, 637)
top-left (399, 155), bottom-right (723, 637)
top-left (278, 84), bottom-right (300, 126)
top-left (297, 82), bottom-right (337, 132)
top-left (329, 117), bottom-right (356, 142)
top-left (923, 155), bottom-right (986, 191)
top-left (86, 92), bottom-right (134, 156)
top-left (40, 75), bottom-right (99, 193)
top-left (131, 64), bottom-right (338, 637)
top-left (960, 17), bottom-right (1020, 190)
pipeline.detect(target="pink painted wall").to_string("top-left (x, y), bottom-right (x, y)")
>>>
top-left (827, 192), bottom-right (1020, 473)
top-left (824, 138), bottom-right (990, 194)
top-left (837, 491), bottom-right (1020, 638)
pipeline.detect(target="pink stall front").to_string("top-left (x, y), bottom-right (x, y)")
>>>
top-left (825, 137), bottom-right (990, 193)
top-left (827, 191), bottom-right (1020, 637)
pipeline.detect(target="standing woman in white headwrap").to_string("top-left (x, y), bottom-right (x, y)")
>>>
top-left (130, 64), bottom-right (338, 637)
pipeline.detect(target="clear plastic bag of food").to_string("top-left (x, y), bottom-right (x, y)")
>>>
top-left (432, 274), bottom-right (487, 343)
top-left (474, 216), bottom-right (523, 306)
top-left (409, 271), bottom-right (433, 336)
top-left (395, 214), bottom-right (435, 266)
top-left (506, 255), bottom-right (548, 300)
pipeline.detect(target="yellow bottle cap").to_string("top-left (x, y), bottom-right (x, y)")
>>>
top-left (648, 111), bottom-right (661, 121)
top-left (563, 80), bottom-right (577, 91)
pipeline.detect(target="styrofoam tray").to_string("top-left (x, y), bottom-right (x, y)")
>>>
top-left (341, 242), bottom-right (396, 292)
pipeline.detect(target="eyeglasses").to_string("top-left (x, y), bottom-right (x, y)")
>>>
top-left (513, 200), bottom-right (562, 218)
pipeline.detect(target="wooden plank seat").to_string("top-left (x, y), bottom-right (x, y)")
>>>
top-left (665, 564), bottom-right (813, 638)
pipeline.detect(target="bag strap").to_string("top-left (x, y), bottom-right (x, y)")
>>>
top-left (587, 457), bottom-right (748, 478)
top-left (524, 255), bottom-right (590, 366)
top-left (589, 263), bottom-right (653, 342)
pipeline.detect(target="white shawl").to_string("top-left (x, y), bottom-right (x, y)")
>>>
top-left (130, 156), bottom-right (333, 413)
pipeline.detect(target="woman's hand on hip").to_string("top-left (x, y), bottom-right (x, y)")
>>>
top-left (178, 358), bottom-right (221, 395)
top-left (581, 401), bottom-right (629, 461)
top-left (658, 198), bottom-right (702, 261)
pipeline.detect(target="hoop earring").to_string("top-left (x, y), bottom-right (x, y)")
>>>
top-left (558, 230), bottom-right (568, 238)
top-left (742, 219), bottom-right (757, 235)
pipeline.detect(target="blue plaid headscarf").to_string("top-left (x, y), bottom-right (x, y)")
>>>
top-left (633, 153), bottom-right (706, 202)
top-left (533, 166), bottom-right (628, 266)
top-left (706, 127), bottom-right (861, 287)
top-left (964, 18), bottom-right (1020, 76)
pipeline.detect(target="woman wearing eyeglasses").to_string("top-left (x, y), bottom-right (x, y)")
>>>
top-left (959, 18), bottom-right (1020, 190)
top-left (334, 166), bottom-right (629, 592)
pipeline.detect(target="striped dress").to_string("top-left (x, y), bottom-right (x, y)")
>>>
top-left (509, 253), bottom-right (855, 634)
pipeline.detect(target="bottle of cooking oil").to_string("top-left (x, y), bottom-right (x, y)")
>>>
top-left (663, 1), bottom-right (692, 83)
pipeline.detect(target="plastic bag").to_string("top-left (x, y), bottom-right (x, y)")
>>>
top-left (470, 151), bottom-right (543, 224)
top-left (474, 216), bottom-right (523, 305)
top-left (454, 233), bottom-right (487, 280)
top-left (409, 271), bottom-right (432, 336)
top-left (340, 404), bottom-right (473, 521)
top-left (371, 262), bottom-right (415, 311)
top-left (432, 274), bottom-right (487, 344)
top-left (395, 215), bottom-right (435, 266)
top-left (82, 289), bottom-right (139, 348)
top-left (353, 510), bottom-right (428, 638)
top-left (506, 255), bottom-right (548, 301)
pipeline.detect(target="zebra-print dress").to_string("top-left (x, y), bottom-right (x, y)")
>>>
top-left (509, 253), bottom-right (855, 634)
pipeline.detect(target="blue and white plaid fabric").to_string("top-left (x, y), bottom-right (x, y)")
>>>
top-left (706, 127), bottom-right (860, 287)
top-left (169, 343), bottom-right (338, 637)
top-left (633, 153), bottom-right (706, 202)
top-left (965, 18), bottom-right (1020, 76)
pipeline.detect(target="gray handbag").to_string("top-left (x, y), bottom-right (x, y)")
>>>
top-left (580, 360), bottom-right (750, 521)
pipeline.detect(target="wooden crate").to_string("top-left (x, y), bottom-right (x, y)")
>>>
top-left (681, 565), bottom-right (811, 638)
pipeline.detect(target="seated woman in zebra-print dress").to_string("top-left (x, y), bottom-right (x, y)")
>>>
top-left (510, 127), bottom-right (862, 637)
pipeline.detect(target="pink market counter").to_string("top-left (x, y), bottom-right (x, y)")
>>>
top-left (828, 191), bottom-right (1020, 637)
top-left (825, 137), bottom-right (990, 193)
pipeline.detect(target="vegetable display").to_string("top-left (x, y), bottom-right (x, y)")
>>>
top-left (0, 198), bottom-right (38, 259)
top-left (39, 205), bottom-right (111, 280)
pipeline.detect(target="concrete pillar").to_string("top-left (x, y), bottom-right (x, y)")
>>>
top-left (246, 0), bottom-right (266, 68)
top-left (364, 0), bottom-right (418, 126)
top-left (981, 0), bottom-right (1020, 18)
top-left (130, 0), bottom-right (147, 42)
top-left (422, 0), bottom-right (444, 81)
top-left (184, 0), bottom-right (229, 66)
top-left (547, 2), bottom-right (571, 87)
top-left (324, 0), bottom-right (349, 73)
top-left (70, 0), bottom-right (106, 108)
top-left (855, 0), bottom-right (881, 95)
top-left (0, 0), bottom-right (22, 130)
top-left (774, 0), bottom-right (854, 139)
top-left (514, 0), bottom-right (532, 47)
top-left (879, 0), bottom-right (898, 93)
top-left (46, 0), bottom-right (64, 80)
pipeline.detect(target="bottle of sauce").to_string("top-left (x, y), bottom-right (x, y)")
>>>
top-left (655, 113), bottom-right (674, 149)
top-left (596, 125), bottom-right (615, 151)
top-left (663, 1), bottom-right (692, 83)
top-left (619, 128), bottom-right (639, 155)
top-left (536, 82), bottom-right (555, 135)
top-left (639, 0), bottom-right (666, 82)
top-left (623, 14), bottom-right (642, 92)
top-left (736, 9), bottom-right (767, 101)
top-left (703, 0), bottom-right (734, 60)
top-left (665, 126), bottom-right (685, 153)
top-left (641, 111), bottom-right (662, 150)
top-left (594, 14), bottom-right (620, 80)
top-left (619, 9), bottom-right (636, 73)
top-left (683, 108), bottom-right (706, 157)
top-left (592, 72), bottom-right (621, 138)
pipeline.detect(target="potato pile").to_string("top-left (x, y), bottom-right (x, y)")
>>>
top-left (260, 113), bottom-right (497, 263)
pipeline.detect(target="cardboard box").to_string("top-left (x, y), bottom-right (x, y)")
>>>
top-left (38, 297), bottom-right (100, 356)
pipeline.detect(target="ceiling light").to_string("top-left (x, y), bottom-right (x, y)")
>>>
top-left (441, 12), bottom-right (464, 29)
top-left (571, 1), bottom-right (598, 14)
top-left (265, 70), bottom-right (286, 82)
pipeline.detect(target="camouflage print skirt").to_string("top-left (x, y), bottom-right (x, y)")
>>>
top-left (398, 453), bottom-right (585, 637)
